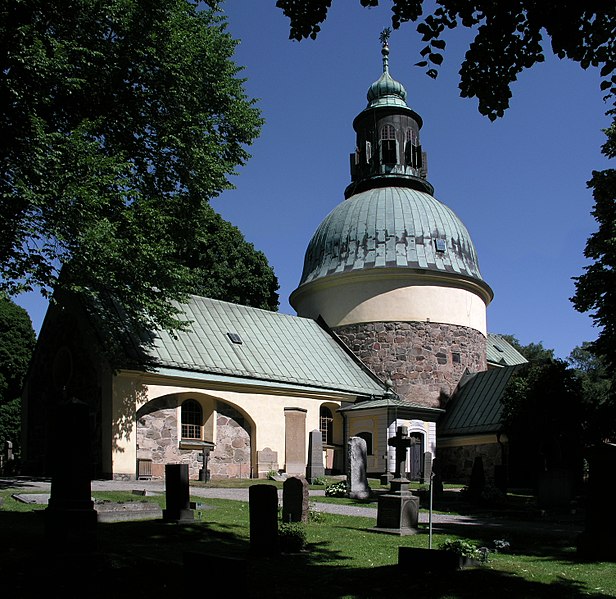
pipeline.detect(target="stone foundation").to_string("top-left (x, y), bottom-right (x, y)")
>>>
top-left (334, 321), bottom-right (487, 408)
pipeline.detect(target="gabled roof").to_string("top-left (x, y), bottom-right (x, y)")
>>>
top-left (437, 365), bottom-right (523, 437)
top-left (339, 393), bottom-right (444, 417)
top-left (134, 295), bottom-right (387, 397)
top-left (487, 334), bottom-right (528, 367)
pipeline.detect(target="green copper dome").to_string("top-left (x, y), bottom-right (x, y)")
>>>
top-left (297, 186), bottom-right (490, 290)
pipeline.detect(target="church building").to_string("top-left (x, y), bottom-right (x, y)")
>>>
top-left (21, 37), bottom-right (525, 484)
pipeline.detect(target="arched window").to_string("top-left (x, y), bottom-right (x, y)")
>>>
top-left (320, 406), bottom-right (333, 446)
top-left (181, 399), bottom-right (203, 440)
top-left (380, 124), bottom-right (397, 164)
top-left (405, 128), bottom-right (421, 168)
top-left (355, 431), bottom-right (373, 455)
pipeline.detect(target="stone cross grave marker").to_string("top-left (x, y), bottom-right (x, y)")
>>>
top-left (388, 426), bottom-right (413, 493)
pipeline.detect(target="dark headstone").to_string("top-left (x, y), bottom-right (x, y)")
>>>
top-left (163, 463), bottom-right (194, 522)
top-left (494, 464), bottom-right (508, 493)
top-left (347, 436), bottom-right (371, 499)
top-left (431, 457), bottom-right (444, 496)
top-left (468, 456), bottom-right (485, 500)
top-left (282, 476), bottom-right (309, 523)
top-left (577, 443), bottom-right (616, 560)
top-left (306, 430), bottom-right (325, 483)
top-left (537, 467), bottom-right (572, 508)
top-left (44, 397), bottom-right (97, 551)
top-left (249, 484), bottom-right (279, 555)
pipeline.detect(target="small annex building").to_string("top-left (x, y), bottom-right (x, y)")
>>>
top-left (21, 37), bottom-right (527, 484)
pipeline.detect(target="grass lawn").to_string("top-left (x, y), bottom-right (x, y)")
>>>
top-left (0, 481), bottom-right (614, 598)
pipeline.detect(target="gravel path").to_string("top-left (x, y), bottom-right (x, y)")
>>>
top-left (1, 476), bottom-right (584, 538)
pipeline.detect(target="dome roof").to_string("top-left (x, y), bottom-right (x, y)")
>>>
top-left (297, 186), bottom-right (490, 289)
top-left (366, 70), bottom-right (408, 108)
top-left (365, 40), bottom-right (408, 109)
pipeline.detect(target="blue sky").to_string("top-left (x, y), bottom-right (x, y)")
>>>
top-left (15, 1), bottom-right (612, 360)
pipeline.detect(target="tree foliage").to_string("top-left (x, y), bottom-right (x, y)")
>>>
top-left (571, 123), bottom-right (616, 379)
top-left (276, 1), bottom-right (615, 121)
top-left (502, 357), bottom-right (585, 486)
top-left (0, 0), bottom-right (268, 338)
top-left (568, 342), bottom-right (615, 444)
top-left (0, 294), bottom-right (36, 454)
top-left (179, 203), bottom-right (279, 310)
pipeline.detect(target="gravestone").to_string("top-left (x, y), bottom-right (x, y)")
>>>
top-left (577, 443), bottom-right (616, 560)
top-left (373, 426), bottom-right (419, 535)
top-left (347, 436), bottom-right (371, 499)
top-left (282, 476), bottom-right (309, 523)
top-left (431, 457), bottom-right (444, 497)
top-left (162, 463), bottom-right (194, 522)
top-left (467, 456), bottom-right (485, 501)
top-left (306, 430), bottom-right (325, 483)
top-left (257, 447), bottom-right (279, 478)
top-left (284, 408), bottom-right (306, 476)
top-left (537, 467), bottom-right (573, 508)
top-left (44, 396), bottom-right (98, 551)
top-left (422, 451), bottom-right (433, 485)
top-left (249, 484), bottom-right (279, 555)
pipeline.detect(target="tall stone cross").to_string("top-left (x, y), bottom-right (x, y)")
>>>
top-left (388, 425), bottom-right (413, 493)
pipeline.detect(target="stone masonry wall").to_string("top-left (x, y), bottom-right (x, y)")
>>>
top-left (209, 403), bottom-right (252, 479)
top-left (137, 401), bottom-right (251, 480)
top-left (334, 321), bottom-right (487, 408)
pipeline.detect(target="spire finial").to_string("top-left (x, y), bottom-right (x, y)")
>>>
top-left (379, 27), bottom-right (391, 73)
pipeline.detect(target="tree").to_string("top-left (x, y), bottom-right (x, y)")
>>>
top-left (0, 294), bottom-right (36, 458)
top-left (179, 203), bottom-right (279, 310)
top-left (498, 334), bottom-right (554, 364)
top-left (571, 123), bottom-right (616, 380)
top-left (501, 354), bottom-right (585, 488)
top-left (275, 1), bottom-right (615, 121)
top-left (0, 0), bottom-right (268, 339)
top-left (568, 342), bottom-right (615, 445)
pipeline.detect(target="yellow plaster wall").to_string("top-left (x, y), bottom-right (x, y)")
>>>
top-left (110, 372), bottom-right (347, 478)
top-left (291, 271), bottom-right (489, 335)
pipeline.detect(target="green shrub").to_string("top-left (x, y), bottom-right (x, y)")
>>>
top-left (311, 476), bottom-right (327, 486)
top-left (324, 480), bottom-right (347, 497)
top-left (439, 538), bottom-right (484, 561)
top-left (279, 522), bottom-right (307, 553)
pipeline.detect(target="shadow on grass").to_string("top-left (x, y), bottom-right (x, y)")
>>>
top-left (0, 508), bottom-right (609, 599)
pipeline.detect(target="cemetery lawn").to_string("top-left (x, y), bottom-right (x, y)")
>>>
top-left (0, 488), bottom-right (614, 598)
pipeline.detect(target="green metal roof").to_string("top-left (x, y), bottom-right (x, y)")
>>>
top-left (139, 296), bottom-right (387, 397)
top-left (437, 366), bottom-right (523, 437)
top-left (486, 334), bottom-right (528, 367)
top-left (339, 394), bottom-right (444, 417)
top-left (297, 186), bottom-right (491, 289)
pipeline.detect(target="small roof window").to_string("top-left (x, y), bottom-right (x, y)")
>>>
top-left (227, 332), bottom-right (243, 344)
top-left (434, 238), bottom-right (446, 253)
